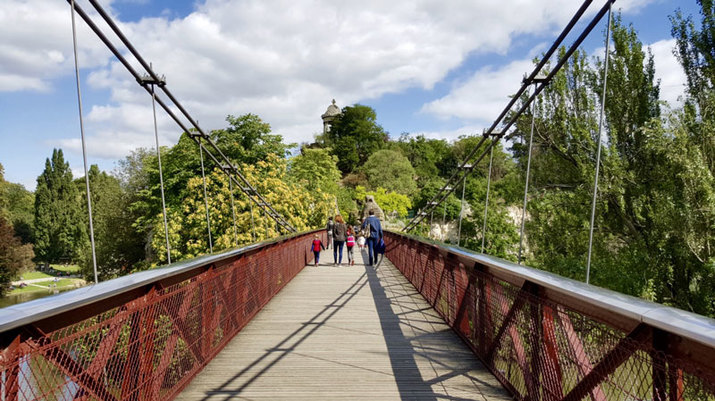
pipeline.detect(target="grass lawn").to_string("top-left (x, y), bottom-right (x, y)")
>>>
top-left (8, 278), bottom-right (85, 295)
top-left (19, 271), bottom-right (54, 280)
top-left (50, 264), bottom-right (81, 273)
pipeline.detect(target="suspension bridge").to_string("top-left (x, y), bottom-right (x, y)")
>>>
top-left (0, 0), bottom-right (714, 400)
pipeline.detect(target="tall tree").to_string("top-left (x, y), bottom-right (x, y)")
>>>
top-left (34, 149), bottom-right (87, 263)
top-left (78, 165), bottom-right (144, 281)
top-left (288, 147), bottom-right (341, 195)
top-left (361, 149), bottom-right (417, 196)
top-left (211, 114), bottom-right (293, 165)
top-left (0, 216), bottom-right (34, 296)
top-left (322, 104), bottom-right (388, 174)
top-left (671, 0), bottom-right (715, 172)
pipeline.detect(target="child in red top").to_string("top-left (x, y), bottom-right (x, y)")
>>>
top-left (346, 227), bottom-right (356, 265)
top-left (311, 235), bottom-right (326, 266)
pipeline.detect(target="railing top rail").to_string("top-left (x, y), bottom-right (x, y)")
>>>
top-left (388, 230), bottom-right (715, 348)
top-left (0, 230), bottom-right (319, 334)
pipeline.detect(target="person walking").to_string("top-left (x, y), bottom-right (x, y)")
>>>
top-left (311, 234), bottom-right (325, 266)
top-left (326, 216), bottom-right (334, 249)
top-left (346, 227), bottom-right (356, 266)
top-left (332, 215), bottom-right (347, 265)
top-left (361, 210), bottom-right (383, 266)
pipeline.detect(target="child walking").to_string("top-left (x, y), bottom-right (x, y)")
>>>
top-left (311, 235), bottom-right (325, 266)
top-left (346, 227), bottom-right (356, 266)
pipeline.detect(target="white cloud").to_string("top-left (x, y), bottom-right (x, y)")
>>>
top-left (420, 59), bottom-right (534, 123)
top-left (649, 39), bottom-right (686, 107)
top-left (0, 0), bottom-right (113, 92)
top-left (2, 0), bottom-right (662, 160)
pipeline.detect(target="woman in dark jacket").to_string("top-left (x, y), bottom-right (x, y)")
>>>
top-left (332, 215), bottom-right (348, 265)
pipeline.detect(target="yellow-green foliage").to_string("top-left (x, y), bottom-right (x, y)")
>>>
top-left (151, 154), bottom-right (333, 264)
top-left (355, 186), bottom-right (411, 218)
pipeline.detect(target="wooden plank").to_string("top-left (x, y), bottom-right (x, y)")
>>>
top-left (176, 248), bottom-right (511, 400)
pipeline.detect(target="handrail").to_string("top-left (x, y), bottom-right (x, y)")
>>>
top-left (384, 230), bottom-right (715, 401)
top-left (394, 231), bottom-right (715, 349)
top-left (0, 229), bottom-right (323, 401)
top-left (0, 229), bottom-right (320, 335)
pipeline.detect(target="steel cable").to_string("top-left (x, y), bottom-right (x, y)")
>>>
top-left (69, 0), bottom-right (98, 283)
top-left (198, 139), bottom-right (214, 253)
top-left (66, 0), bottom-right (296, 234)
top-left (518, 84), bottom-right (538, 265)
top-left (586, 3), bottom-right (613, 284)
top-left (150, 81), bottom-right (172, 264)
top-left (404, 0), bottom-right (614, 233)
top-left (481, 147), bottom-right (494, 253)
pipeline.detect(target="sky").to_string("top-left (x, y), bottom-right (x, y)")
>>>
top-left (0, 0), bottom-right (700, 190)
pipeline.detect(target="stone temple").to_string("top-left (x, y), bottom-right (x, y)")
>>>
top-left (321, 99), bottom-right (341, 134)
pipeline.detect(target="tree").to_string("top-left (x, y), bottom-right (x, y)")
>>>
top-left (211, 114), bottom-right (293, 165)
top-left (0, 216), bottom-right (34, 296)
top-left (34, 149), bottom-right (87, 263)
top-left (288, 147), bottom-right (341, 195)
top-left (355, 186), bottom-right (412, 218)
top-left (392, 134), bottom-right (452, 181)
top-left (322, 104), bottom-right (388, 174)
top-left (150, 154), bottom-right (334, 264)
top-left (77, 165), bottom-right (144, 281)
top-left (362, 149), bottom-right (417, 196)
top-left (4, 182), bottom-right (34, 244)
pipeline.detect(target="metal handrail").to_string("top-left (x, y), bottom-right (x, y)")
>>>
top-left (0, 229), bottom-right (321, 334)
top-left (388, 230), bottom-right (715, 349)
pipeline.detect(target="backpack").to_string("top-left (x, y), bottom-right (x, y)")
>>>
top-left (312, 239), bottom-right (322, 252)
top-left (346, 235), bottom-right (355, 247)
top-left (363, 220), bottom-right (372, 238)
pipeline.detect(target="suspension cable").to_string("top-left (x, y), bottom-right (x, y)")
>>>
top-left (70, 0), bottom-right (98, 283)
top-left (227, 169), bottom-right (239, 247)
top-left (457, 173), bottom-right (468, 247)
top-left (249, 194), bottom-right (256, 242)
top-left (149, 79), bottom-right (172, 265)
top-left (518, 84), bottom-right (538, 265)
top-left (586, 3), bottom-right (613, 284)
top-left (66, 0), bottom-right (296, 234)
top-left (481, 146), bottom-right (494, 253)
top-left (198, 138), bottom-right (214, 253)
top-left (404, 0), bottom-right (615, 233)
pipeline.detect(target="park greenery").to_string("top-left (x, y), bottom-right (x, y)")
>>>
top-left (0, 5), bottom-right (712, 317)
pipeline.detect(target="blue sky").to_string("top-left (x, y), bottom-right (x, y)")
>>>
top-left (0, 0), bottom-right (700, 190)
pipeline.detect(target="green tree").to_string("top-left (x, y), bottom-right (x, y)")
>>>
top-left (392, 134), bottom-right (452, 181)
top-left (34, 149), bottom-right (87, 263)
top-left (0, 216), bottom-right (34, 296)
top-left (355, 186), bottom-right (412, 218)
top-left (211, 114), bottom-right (293, 165)
top-left (151, 155), bottom-right (334, 264)
top-left (362, 149), bottom-right (417, 195)
top-left (288, 147), bottom-right (341, 195)
top-left (78, 165), bottom-right (144, 281)
top-left (322, 104), bottom-right (388, 174)
top-left (4, 182), bottom-right (34, 244)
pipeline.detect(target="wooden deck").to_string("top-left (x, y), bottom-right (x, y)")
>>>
top-left (176, 246), bottom-right (512, 400)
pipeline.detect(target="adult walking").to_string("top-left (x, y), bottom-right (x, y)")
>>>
top-left (325, 216), bottom-right (334, 249)
top-left (332, 215), bottom-right (348, 265)
top-left (361, 210), bottom-right (383, 266)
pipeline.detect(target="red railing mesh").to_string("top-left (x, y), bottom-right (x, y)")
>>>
top-left (0, 232), bottom-right (318, 401)
top-left (384, 232), bottom-right (715, 401)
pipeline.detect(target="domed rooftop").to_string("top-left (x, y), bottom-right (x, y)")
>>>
top-left (321, 99), bottom-right (341, 119)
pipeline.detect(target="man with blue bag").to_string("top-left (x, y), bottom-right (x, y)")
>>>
top-left (361, 210), bottom-right (383, 266)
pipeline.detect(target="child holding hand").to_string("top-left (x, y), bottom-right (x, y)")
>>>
top-left (311, 235), bottom-right (326, 266)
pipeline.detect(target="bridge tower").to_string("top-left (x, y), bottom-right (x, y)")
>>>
top-left (321, 99), bottom-right (341, 134)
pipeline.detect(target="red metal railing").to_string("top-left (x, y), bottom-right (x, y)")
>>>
top-left (0, 230), bottom-right (321, 401)
top-left (384, 231), bottom-right (715, 401)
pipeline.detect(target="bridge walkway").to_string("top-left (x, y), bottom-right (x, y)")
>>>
top-left (175, 246), bottom-right (511, 400)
